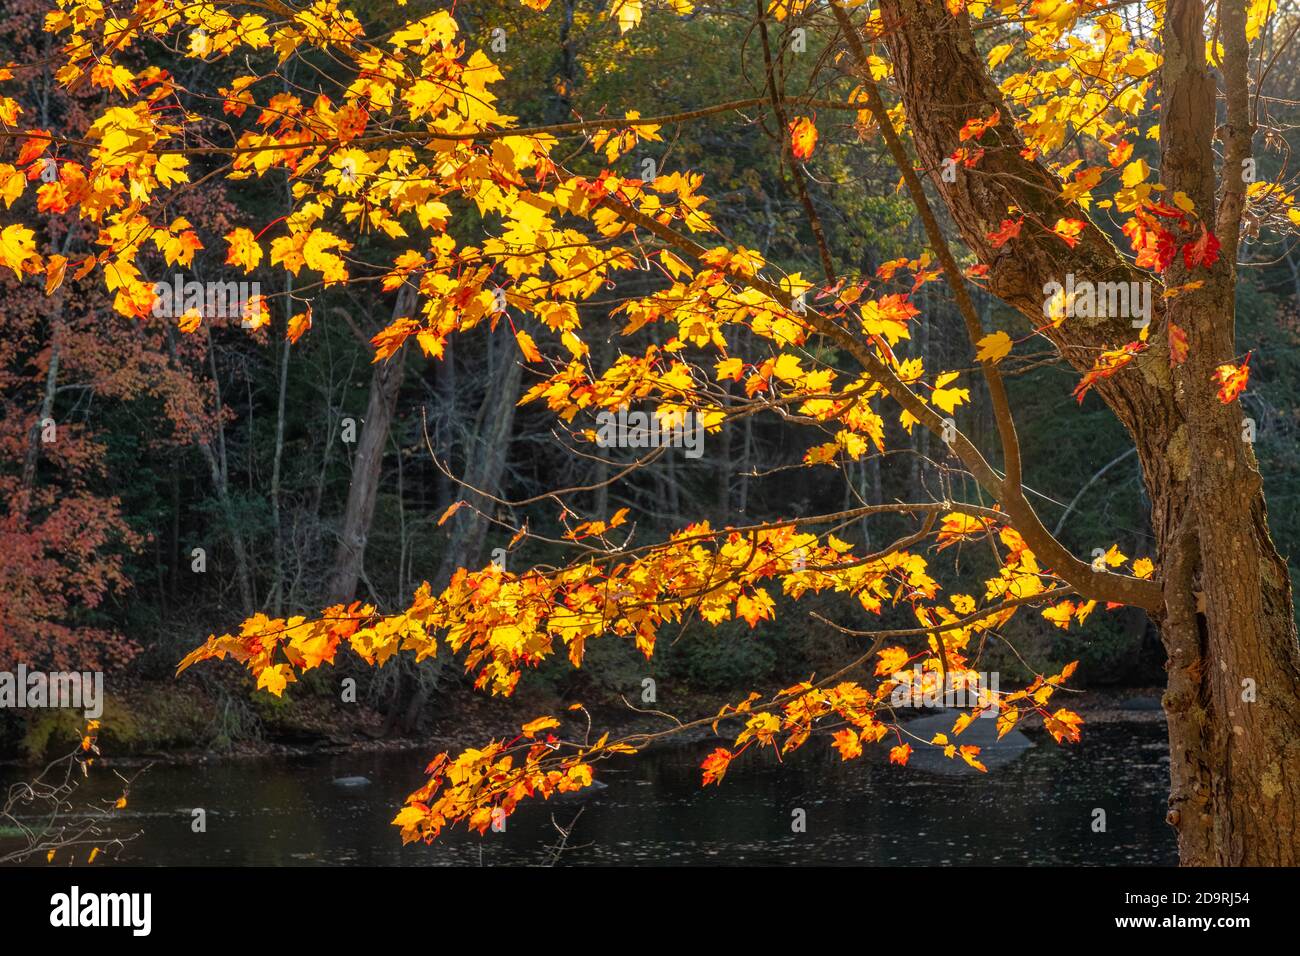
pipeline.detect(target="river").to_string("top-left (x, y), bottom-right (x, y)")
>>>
top-left (4, 719), bottom-right (1176, 866)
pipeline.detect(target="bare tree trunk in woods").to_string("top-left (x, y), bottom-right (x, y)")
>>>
top-left (864, 444), bottom-right (881, 547)
top-left (554, 0), bottom-right (579, 121)
top-left (716, 389), bottom-right (731, 517)
top-left (19, 56), bottom-right (65, 505)
top-left (583, 330), bottom-right (615, 519)
top-left (387, 332), bottom-right (524, 735)
top-left (871, 0), bottom-right (1300, 864)
top-left (269, 268), bottom-right (293, 615)
top-left (20, 327), bottom-right (59, 498)
top-left (1285, 250), bottom-right (1300, 304)
top-left (593, 438), bottom-right (611, 518)
top-left (434, 336), bottom-right (456, 513)
top-left (326, 283), bottom-right (418, 604)
top-left (197, 326), bottom-right (255, 614)
top-left (738, 413), bottom-right (752, 515)
top-left (665, 451), bottom-right (680, 520)
top-left (169, 470), bottom-right (180, 598)
top-left (20, 228), bottom-right (74, 505)
top-left (433, 333), bottom-right (524, 586)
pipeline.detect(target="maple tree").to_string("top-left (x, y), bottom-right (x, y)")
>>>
top-left (0, 0), bottom-right (239, 669)
top-left (0, 273), bottom-right (143, 671)
top-left (4, 0), bottom-right (1300, 866)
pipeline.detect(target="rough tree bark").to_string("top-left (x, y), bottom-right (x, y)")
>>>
top-left (871, 0), bottom-right (1300, 864)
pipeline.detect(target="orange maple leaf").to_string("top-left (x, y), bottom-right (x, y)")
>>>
top-left (371, 318), bottom-right (418, 361)
top-left (958, 109), bottom-right (999, 142)
top-left (1168, 322), bottom-right (1188, 366)
top-left (701, 747), bottom-right (734, 786)
top-left (286, 304), bottom-right (312, 344)
top-left (1052, 218), bottom-right (1086, 248)
top-left (1212, 352), bottom-right (1251, 404)
top-left (1044, 708), bottom-right (1084, 744)
top-left (521, 716), bottom-right (560, 738)
top-left (958, 745), bottom-right (988, 772)
top-left (788, 117), bottom-right (818, 160)
top-left (16, 130), bottom-right (51, 168)
top-left (437, 500), bottom-right (466, 526)
top-left (515, 328), bottom-right (542, 362)
top-left (986, 217), bottom-right (1023, 249)
top-left (832, 728), bottom-right (863, 760)
top-left (1072, 342), bottom-right (1146, 403)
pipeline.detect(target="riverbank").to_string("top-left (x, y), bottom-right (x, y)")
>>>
top-left (0, 673), bottom-right (1170, 771)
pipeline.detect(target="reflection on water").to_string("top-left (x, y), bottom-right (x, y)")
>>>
top-left (3, 721), bottom-right (1176, 866)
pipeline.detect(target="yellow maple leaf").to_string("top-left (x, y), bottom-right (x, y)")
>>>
top-left (521, 716), bottom-right (560, 738)
top-left (975, 330), bottom-right (1013, 364)
top-left (1, 223), bottom-right (37, 278)
top-left (875, 645), bottom-right (912, 676)
top-left (1121, 158), bottom-right (1150, 188)
top-left (256, 663), bottom-right (292, 697)
top-left (1042, 600), bottom-right (1076, 630)
top-left (612, 0), bottom-right (643, 33)
top-left (225, 227), bottom-right (263, 272)
top-left (931, 371), bottom-right (970, 413)
top-left (287, 305), bottom-right (312, 344)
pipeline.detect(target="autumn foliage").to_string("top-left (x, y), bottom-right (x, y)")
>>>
top-left (3, 0), bottom-right (1297, 850)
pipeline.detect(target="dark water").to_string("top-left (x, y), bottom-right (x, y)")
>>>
top-left (6, 721), bottom-right (1177, 866)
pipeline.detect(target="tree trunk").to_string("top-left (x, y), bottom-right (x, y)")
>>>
top-left (874, 0), bottom-right (1300, 864)
top-left (269, 269), bottom-right (293, 615)
top-left (198, 326), bottom-right (255, 614)
top-left (1151, 0), bottom-right (1300, 865)
top-left (434, 335), bottom-right (456, 514)
top-left (384, 331), bottom-right (523, 737)
top-left (326, 283), bottom-right (417, 604)
top-left (20, 326), bottom-right (59, 499)
top-left (433, 330), bottom-right (524, 585)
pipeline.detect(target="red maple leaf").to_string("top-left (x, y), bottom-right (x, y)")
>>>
top-left (1182, 226), bottom-right (1221, 270)
top-left (986, 217), bottom-right (1023, 249)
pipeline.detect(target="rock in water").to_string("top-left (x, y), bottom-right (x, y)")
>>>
top-left (332, 776), bottom-right (372, 788)
top-left (899, 710), bottom-right (1033, 775)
